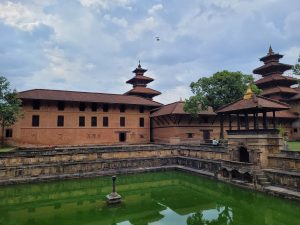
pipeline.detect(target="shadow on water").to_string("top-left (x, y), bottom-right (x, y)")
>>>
top-left (0, 171), bottom-right (299, 225)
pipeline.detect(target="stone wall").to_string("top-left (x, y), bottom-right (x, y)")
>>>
top-left (264, 169), bottom-right (300, 190)
top-left (0, 144), bottom-right (228, 185)
top-left (268, 151), bottom-right (300, 172)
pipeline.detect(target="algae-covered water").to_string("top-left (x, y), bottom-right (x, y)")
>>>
top-left (0, 171), bottom-right (299, 225)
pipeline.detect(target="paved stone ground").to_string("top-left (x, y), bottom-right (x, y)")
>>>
top-left (264, 186), bottom-right (300, 200)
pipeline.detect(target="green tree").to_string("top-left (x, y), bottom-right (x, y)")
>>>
top-left (293, 55), bottom-right (300, 76)
top-left (0, 76), bottom-right (22, 146)
top-left (184, 70), bottom-right (261, 114)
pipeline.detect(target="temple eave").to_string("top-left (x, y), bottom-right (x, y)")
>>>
top-left (253, 63), bottom-right (292, 75)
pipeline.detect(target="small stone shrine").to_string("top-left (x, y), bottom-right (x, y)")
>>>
top-left (216, 87), bottom-right (290, 185)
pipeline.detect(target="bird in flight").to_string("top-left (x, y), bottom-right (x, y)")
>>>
top-left (155, 37), bottom-right (160, 41)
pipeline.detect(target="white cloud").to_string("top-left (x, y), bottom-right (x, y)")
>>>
top-left (126, 16), bottom-right (158, 41)
top-left (2, 0), bottom-right (300, 104)
top-left (79, 0), bottom-right (132, 10)
top-left (148, 4), bottom-right (163, 15)
top-left (104, 14), bottom-right (128, 27)
top-left (156, 86), bottom-right (191, 104)
top-left (0, 1), bottom-right (41, 31)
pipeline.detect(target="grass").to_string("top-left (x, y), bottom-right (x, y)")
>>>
top-left (0, 146), bottom-right (17, 153)
top-left (288, 141), bottom-right (300, 151)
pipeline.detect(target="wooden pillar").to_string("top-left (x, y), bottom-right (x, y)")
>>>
top-left (228, 114), bottom-right (232, 130)
top-left (272, 110), bottom-right (276, 129)
top-left (245, 113), bottom-right (249, 130)
top-left (263, 111), bottom-right (267, 129)
top-left (220, 114), bottom-right (224, 139)
top-left (237, 113), bottom-right (240, 130)
top-left (253, 113), bottom-right (258, 130)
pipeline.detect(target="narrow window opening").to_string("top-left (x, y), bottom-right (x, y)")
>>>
top-left (103, 117), bottom-right (109, 127)
top-left (57, 101), bottom-right (65, 111)
top-left (32, 115), bottom-right (40, 127)
top-left (120, 117), bottom-right (125, 127)
top-left (119, 105), bottom-right (126, 113)
top-left (139, 118), bottom-right (144, 127)
top-left (79, 102), bottom-right (86, 111)
top-left (91, 103), bottom-right (98, 112)
top-left (103, 104), bottom-right (109, 112)
top-left (57, 115), bottom-right (64, 127)
top-left (91, 116), bottom-right (97, 127)
top-left (5, 129), bottom-right (13, 138)
top-left (32, 100), bottom-right (40, 110)
top-left (139, 106), bottom-right (145, 113)
top-left (79, 116), bottom-right (85, 127)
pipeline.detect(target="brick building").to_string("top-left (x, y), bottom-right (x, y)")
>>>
top-left (3, 47), bottom-right (300, 147)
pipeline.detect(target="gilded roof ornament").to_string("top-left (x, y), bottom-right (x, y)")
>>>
top-left (243, 86), bottom-right (254, 100)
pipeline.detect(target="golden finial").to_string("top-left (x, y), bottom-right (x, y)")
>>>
top-left (243, 86), bottom-right (253, 100)
top-left (268, 45), bottom-right (274, 55)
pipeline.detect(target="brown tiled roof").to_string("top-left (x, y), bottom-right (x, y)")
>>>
top-left (150, 101), bottom-right (216, 117)
top-left (259, 53), bottom-right (283, 62)
top-left (262, 86), bottom-right (298, 96)
top-left (217, 95), bottom-right (290, 113)
top-left (126, 75), bottom-right (154, 84)
top-left (19, 89), bottom-right (163, 107)
top-left (253, 62), bottom-right (292, 75)
top-left (255, 74), bottom-right (298, 86)
top-left (125, 86), bottom-right (161, 96)
top-left (289, 88), bottom-right (300, 101)
top-left (266, 110), bottom-right (298, 119)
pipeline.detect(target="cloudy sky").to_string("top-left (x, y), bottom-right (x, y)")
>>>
top-left (0, 0), bottom-right (299, 104)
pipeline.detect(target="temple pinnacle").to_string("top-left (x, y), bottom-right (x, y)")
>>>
top-left (268, 45), bottom-right (274, 55)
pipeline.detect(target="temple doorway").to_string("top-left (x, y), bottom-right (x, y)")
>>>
top-left (239, 147), bottom-right (249, 163)
top-left (203, 130), bottom-right (210, 141)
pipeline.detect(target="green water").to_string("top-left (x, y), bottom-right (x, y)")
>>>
top-left (0, 171), bottom-right (299, 225)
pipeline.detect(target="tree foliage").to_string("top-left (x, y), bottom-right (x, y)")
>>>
top-left (184, 70), bottom-right (261, 114)
top-left (0, 76), bottom-right (22, 145)
top-left (293, 55), bottom-right (300, 76)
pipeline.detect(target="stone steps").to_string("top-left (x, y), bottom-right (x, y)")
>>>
top-left (255, 171), bottom-right (271, 186)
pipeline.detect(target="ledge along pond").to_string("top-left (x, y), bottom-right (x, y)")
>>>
top-left (0, 170), bottom-right (299, 225)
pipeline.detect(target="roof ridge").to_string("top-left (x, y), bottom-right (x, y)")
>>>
top-left (18, 88), bottom-right (163, 105)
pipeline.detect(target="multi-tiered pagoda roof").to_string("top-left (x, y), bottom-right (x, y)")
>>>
top-left (125, 62), bottom-right (161, 100)
top-left (254, 46), bottom-right (298, 102)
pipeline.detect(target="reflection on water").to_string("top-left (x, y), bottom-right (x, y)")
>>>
top-left (0, 171), bottom-right (299, 225)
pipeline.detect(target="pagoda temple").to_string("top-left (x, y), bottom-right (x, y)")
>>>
top-left (253, 46), bottom-right (299, 102)
top-left (125, 62), bottom-right (161, 100)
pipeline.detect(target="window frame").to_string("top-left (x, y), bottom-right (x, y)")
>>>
top-left (79, 116), bottom-right (85, 127)
top-left (57, 115), bottom-right (64, 127)
top-left (91, 116), bottom-right (97, 127)
top-left (32, 115), bottom-right (40, 127)
top-left (103, 116), bottom-right (109, 127)
top-left (139, 117), bottom-right (145, 127)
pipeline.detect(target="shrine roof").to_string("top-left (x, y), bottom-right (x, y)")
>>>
top-left (217, 94), bottom-right (290, 114)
